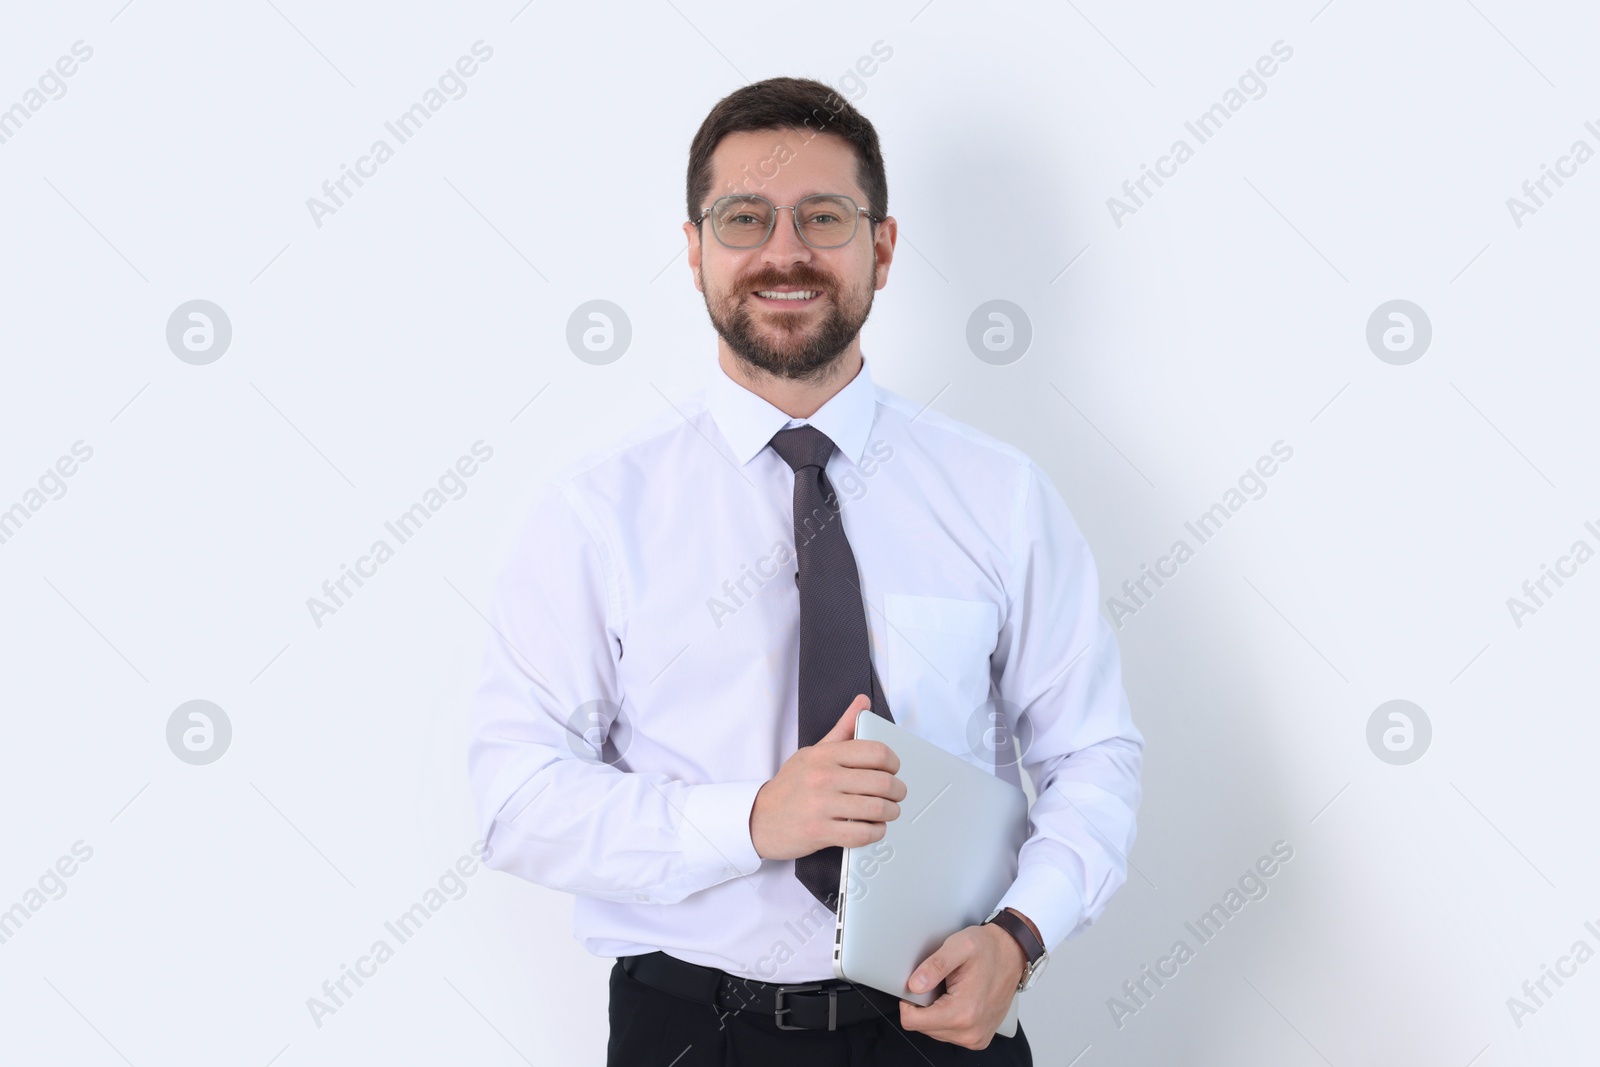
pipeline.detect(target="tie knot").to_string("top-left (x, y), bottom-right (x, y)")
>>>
top-left (769, 424), bottom-right (836, 472)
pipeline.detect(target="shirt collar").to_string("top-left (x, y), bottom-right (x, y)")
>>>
top-left (707, 353), bottom-right (878, 468)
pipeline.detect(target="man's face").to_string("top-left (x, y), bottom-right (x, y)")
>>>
top-left (685, 130), bottom-right (895, 381)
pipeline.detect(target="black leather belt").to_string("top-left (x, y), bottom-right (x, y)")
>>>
top-left (619, 951), bottom-right (903, 1031)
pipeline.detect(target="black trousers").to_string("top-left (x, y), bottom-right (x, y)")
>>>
top-left (607, 958), bottom-right (1033, 1066)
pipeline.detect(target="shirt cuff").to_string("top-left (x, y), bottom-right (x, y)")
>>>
top-left (679, 779), bottom-right (767, 882)
top-left (993, 862), bottom-right (1086, 957)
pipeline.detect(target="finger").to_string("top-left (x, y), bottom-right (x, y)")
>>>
top-left (899, 992), bottom-right (953, 1022)
top-left (830, 738), bottom-right (900, 773)
top-left (825, 790), bottom-right (900, 824)
top-left (819, 815), bottom-right (889, 849)
top-left (898, 990), bottom-right (961, 1039)
top-left (833, 767), bottom-right (905, 801)
top-left (820, 694), bottom-right (872, 744)
top-left (908, 934), bottom-right (970, 995)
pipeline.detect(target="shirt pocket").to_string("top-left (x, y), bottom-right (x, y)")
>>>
top-left (880, 593), bottom-right (1000, 766)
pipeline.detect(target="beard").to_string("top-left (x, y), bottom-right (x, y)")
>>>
top-left (702, 260), bottom-right (876, 383)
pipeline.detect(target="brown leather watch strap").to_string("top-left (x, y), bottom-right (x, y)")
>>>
top-left (985, 908), bottom-right (1044, 966)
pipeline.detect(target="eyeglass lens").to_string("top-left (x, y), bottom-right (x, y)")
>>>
top-left (709, 195), bottom-right (859, 248)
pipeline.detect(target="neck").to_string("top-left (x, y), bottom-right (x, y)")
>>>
top-left (718, 344), bottom-right (863, 420)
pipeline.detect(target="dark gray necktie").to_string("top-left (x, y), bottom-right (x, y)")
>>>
top-left (769, 423), bottom-right (892, 912)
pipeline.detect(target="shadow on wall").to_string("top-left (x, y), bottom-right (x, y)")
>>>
top-left (887, 107), bottom-right (1302, 1061)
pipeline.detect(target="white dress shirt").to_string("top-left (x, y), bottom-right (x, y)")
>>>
top-left (466, 353), bottom-right (1143, 984)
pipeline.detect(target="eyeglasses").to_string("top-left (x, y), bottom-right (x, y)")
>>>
top-left (694, 193), bottom-right (880, 249)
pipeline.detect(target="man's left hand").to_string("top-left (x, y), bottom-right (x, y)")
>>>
top-left (897, 922), bottom-right (1024, 1049)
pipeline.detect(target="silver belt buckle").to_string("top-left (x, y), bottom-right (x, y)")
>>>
top-left (773, 982), bottom-right (836, 1031)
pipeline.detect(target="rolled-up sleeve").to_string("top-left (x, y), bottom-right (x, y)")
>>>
top-left (990, 460), bottom-right (1144, 955)
top-left (466, 482), bottom-right (766, 905)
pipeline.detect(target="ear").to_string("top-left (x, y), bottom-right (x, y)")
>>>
top-left (871, 215), bottom-right (896, 292)
top-left (683, 220), bottom-right (704, 291)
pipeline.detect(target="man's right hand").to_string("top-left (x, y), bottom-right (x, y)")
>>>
top-left (749, 694), bottom-right (906, 861)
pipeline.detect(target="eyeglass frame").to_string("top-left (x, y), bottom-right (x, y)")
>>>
top-left (693, 193), bottom-right (882, 250)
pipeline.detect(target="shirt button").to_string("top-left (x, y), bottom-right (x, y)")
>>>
top-left (635, 893), bottom-right (648, 901)
top-left (725, 866), bottom-right (737, 875)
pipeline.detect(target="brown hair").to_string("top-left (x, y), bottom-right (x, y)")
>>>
top-left (686, 76), bottom-right (888, 232)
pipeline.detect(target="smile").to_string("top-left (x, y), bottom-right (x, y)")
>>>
top-left (752, 289), bottom-right (822, 306)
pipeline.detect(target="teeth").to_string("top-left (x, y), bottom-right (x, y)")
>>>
top-left (756, 290), bottom-right (817, 300)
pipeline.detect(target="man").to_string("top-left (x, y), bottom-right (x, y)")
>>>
top-left (466, 76), bottom-right (1143, 1065)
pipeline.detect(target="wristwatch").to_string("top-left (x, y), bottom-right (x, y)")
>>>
top-left (983, 907), bottom-right (1048, 991)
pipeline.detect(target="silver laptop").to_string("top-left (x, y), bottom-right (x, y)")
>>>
top-left (832, 711), bottom-right (1029, 1033)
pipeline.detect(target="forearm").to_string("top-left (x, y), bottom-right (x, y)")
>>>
top-left (991, 460), bottom-right (1146, 955)
top-left (995, 734), bottom-right (1143, 951)
top-left (477, 748), bottom-right (768, 903)
top-left (466, 486), bottom-right (775, 904)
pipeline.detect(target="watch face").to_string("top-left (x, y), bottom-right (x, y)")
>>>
top-left (1021, 954), bottom-right (1048, 990)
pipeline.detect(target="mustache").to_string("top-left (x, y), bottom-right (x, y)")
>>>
top-left (742, 271), bottom-right (832, 291)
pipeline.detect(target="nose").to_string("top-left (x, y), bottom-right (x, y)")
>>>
top-left (758, 207), bottom-right (813, 267)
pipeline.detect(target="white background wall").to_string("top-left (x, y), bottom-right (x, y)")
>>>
top-left (2, 1), bottom-right (1597, 1063)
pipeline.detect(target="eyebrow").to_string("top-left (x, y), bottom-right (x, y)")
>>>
top-left (715, 189), bottom-right (852, 203)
